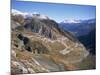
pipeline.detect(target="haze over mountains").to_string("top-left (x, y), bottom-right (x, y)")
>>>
top-left (11, 9), bottom-right (95, 74)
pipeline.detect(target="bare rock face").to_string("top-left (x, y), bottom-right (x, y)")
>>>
top-left (11, 13), bottom-right (89, 74)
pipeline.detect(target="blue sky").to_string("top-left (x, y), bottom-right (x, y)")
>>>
top-left (11, 0), bottom-right (96, 22)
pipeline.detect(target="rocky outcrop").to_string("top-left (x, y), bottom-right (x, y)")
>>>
top-left (11, 13), bottom-right (90, 74)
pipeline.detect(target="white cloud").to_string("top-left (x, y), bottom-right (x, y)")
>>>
top-left (11, 9), bottom-right (49, 19)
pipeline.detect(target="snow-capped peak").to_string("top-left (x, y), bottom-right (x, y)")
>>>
top-left (11, 9), bottom-right (49, 20)
top-left (62, 19), bottom-right (81, 23)
top-left (12, 9), bottom-right (33, 18)
top-left (12, 9), bottom-right (23, 15)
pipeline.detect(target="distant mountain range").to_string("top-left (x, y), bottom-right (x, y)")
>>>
top-left (59, 19), bottom-right (96, 36)
top-left (59, 19), bottom-right (96, 55)
top-left (60, 19), bottom-right (96, 24)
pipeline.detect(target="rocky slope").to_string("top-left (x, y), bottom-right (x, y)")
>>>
top-left (11, 11), bottom-right (90, 74)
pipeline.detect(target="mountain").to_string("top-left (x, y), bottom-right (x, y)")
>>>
top-left (81, 19), bottom-right (96, 24)
top-left (59, 19), bottom-right (96, 55)
top-left (11, 9), bottom-right (95, 74)
top-left (59, 19), bottom-right (96, 36)
top-left (12, 9), bottom-right (49, 20)
top-left (61, 19), bottom-right (81, 24)
top-left (60, 19), bottom-right (96, 24)
top-left (78, 28), bottom-right (96, 55)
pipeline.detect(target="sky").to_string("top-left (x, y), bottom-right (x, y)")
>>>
top-left (11, 0), bottom-right (96, 22)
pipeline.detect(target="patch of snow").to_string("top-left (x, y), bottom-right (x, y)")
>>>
top-left (12, 9), bottom-right (33, 18)
top-left (12, 9), bottom-right (23, 15)
top-left (62, 19), bottom-right (81, 24)
top-left (12, 9), bottom-right (49, 19)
